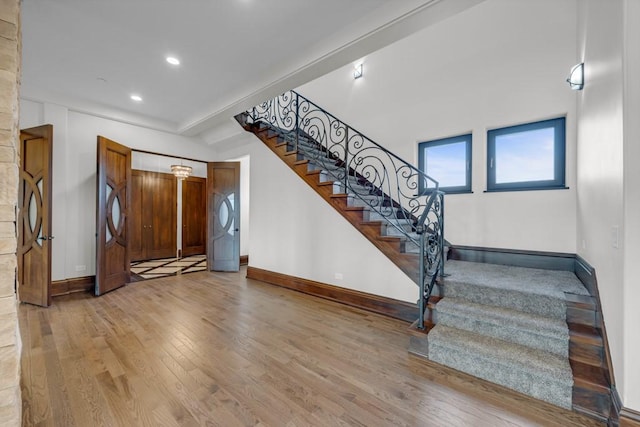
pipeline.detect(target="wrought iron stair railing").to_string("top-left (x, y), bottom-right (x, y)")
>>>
top-left (243, 90), bottom-right (444, 329)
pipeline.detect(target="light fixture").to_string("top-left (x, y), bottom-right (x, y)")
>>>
top-left (171, 164), bottom-right (192, 180)
top-left (166, 56), bottom-right (180, 66)
top-left (130, 94), bottom-right (143, 102)
top-left (566, 63), bottom-right (584, 90)
top-left (353, 63), bottom-right (363, 80)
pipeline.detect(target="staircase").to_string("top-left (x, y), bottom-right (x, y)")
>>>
top-left (236, 90), bottom-right (614, 424)
top-left (409, 258), bottom-right (614, 422)
top-left (236, 90), bottom-right (445, 331)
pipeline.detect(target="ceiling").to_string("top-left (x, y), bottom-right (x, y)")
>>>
top-left (20, 0), bottom-right (483, 140)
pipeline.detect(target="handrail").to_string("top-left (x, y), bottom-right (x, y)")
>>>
top-left (246, 90), bottom-right (444, 329)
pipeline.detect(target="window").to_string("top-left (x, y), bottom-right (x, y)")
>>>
top-left (487, 117), bottom-right (566, 192)
top-left (418, 134), bottom-right (472, 194)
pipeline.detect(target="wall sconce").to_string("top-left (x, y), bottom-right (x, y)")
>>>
top-left (566, 63), bottom-right (584, 90)
top-left (353, 63), bottom-right (363, 80)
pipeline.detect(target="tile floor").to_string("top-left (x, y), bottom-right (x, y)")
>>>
top-left (130, 254), bottom-right (206, 280)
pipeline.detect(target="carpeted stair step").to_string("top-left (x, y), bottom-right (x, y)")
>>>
top-left (435, 298), bottom-right (569, 357)
top-left (347, 194), bottom-right (380, 206)
top-left (441, 260), bottom-right (590, 319)
top-left (428, 324), bottom-right (574, 408)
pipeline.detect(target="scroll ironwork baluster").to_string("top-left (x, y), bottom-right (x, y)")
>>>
top-left (344, 126), bottom-right (349, 193)
top-left (419, 231), bottom-right (426, 330)
top-left (295, 92), bottom-right (299, 152)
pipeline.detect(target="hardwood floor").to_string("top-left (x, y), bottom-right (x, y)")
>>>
top-left (19, 268), bottom-right (603, 426)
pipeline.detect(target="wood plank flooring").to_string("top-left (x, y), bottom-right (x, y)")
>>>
top-left (20, 268), bottom-right (603, 426)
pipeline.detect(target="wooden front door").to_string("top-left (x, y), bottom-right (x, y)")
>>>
top-left (130, 170), bottom-right (177, 262)
top-left (96, 136), bottom-right (131, 295)
top-left (182, 176), bottom-right (206, 257)
top-left (18, 125), bottom-right (53, 307)
top-left (207, 162), bottom-right (240, 271)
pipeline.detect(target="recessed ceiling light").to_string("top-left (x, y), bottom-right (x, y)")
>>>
top-left (166, 56), bottom-right (180, 66)
top-left (130, 94), bottom-right (143, 102)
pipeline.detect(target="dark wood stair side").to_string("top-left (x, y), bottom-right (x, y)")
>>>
top-left (569, 323), bottom-right (604, 367)
top-left (566, 290), bottom-right (613, 423)
top-left (571, 359), bottom-right (612, 422)
top-left (242, 120), bottom-right (421, 285)
top-left (566, 293), bottom-right (599, 328)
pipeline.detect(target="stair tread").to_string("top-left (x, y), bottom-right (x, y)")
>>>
top-left (377, 235), bottom-right (404, 242)
top-left (435, 297), bottom-right (569, 357)
top-left (445, 260), bottom-right (590, 300)
top-left (429, 325), bottom-right (573, 383)
top-left (294, 159), bottom-right (309, 165)
top-left (437, 297), bottom-right (568, 338)
top-left (570, 359), bottom-right (610, 393)
top-left (360, 220), bottom-right (384, 227)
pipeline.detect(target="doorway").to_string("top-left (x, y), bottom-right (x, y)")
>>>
top-left (127, 150), bottom-right (209, 281)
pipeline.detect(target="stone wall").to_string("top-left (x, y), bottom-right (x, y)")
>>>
top-left (0, 0), bottom-right (21, 425)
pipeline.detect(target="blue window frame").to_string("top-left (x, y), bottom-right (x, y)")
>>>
top-left (418, 134), bottom-right (472, 194)
top-left (487, 117), bottom-right (566, 192)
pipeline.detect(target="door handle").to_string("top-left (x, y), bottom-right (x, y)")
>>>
top-left (38, 236), bottom-right (54, 240)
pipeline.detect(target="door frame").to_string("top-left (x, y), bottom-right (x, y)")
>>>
top-left (181, 175), bottom-right (207, 257)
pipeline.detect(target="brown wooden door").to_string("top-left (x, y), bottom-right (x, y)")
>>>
top-left (96, 136), bottom-right (131, 295)
top-left (129, 170), bottom-right (177, 262)
top-left (18, 125), bottom-right (53, 307)
top-left (147, 172), bottom-right (177, 259)
top-left (182, 176), bottom-right (206, 257)
top-left (207, 162), bottom-right (240, 271)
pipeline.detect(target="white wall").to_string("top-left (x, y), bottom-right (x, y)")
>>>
top-left (576, 0), bottom-right (640, 412)
top-left (298, 0), bottom-right (578, 254)
top-left (622, 0), bottom-right (640, 410)
top-left (19, 100), bottom-right (217, 281)
top-left (575, 0), bottom-right (626, 406)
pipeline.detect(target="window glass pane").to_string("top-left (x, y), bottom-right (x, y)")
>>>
top-left (494, 127), bottom-right (555, 184)
top-left (425, 141), bottom-right (467, 188)
top-left (487, 117), bottom-right (565, 192)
